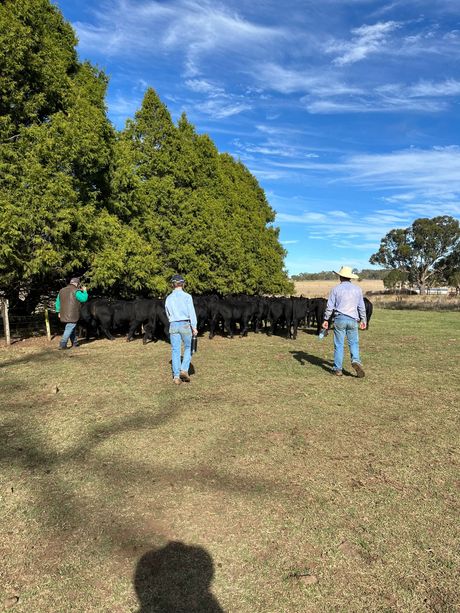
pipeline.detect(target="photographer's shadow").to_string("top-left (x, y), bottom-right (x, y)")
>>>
top-left (134, 541), bottom-right (224, 612)
top-left (290, 350), bottom-right (335, 374)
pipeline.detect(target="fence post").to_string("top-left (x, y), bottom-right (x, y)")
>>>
top-left (44, 307), bottom-right (51, 341)
top-left (1, 299), bottom-right (11, 346)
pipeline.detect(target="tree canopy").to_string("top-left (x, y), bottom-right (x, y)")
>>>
top-left (0, 0), bottom-right (292, 310)
top-left (369, 216), bottom-right (460, 294)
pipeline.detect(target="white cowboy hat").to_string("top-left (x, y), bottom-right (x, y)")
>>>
top-left (334, 266), bottom-right (359, 280)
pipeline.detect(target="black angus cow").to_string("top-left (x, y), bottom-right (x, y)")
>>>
top-left (308, 297), bottom-right (328, 334)
top-left (208, 295), bottom-right (258, 339)
top-left (193, 294), bottom-right (220, 334)
top-left (127, 298), bottom-right (169, 344)
top-left (266, 297), bottom-right (292, 338)
top-left (308, 296), bottom-right (372, 333)
top-left (79, 299), bottom-right (135, 340)
top-left (290, 296), bottom-right (311, 339)
top-left (364, 297), bottom-right (373, 329)
top-left (253, 296), bottom-right (270, 333)
top-left (146, 298), bottom-right (170, 341)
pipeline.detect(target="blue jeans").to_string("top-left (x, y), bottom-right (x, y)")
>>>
top-left (169, 323), bottom-right (192, 378)
top-left (60, 322), bottom-right (78, 348)
top-left (333, 314), bottom-right (361, 371)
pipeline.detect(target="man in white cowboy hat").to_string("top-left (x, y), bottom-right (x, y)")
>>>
top-left (322, 266), bottom-right (367, 377)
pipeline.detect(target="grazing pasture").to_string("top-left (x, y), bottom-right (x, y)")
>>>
top-left (1, 309), bottom-right (459, 612)
top-left (295, 279), bottom-right (384, 297)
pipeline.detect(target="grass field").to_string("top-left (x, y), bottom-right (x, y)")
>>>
top-left (294, 280), bottom-right (460, 311)
top-left (1, 310), bottom-right (459, 612)
top-left (295, 279), bottom-right (384, 297)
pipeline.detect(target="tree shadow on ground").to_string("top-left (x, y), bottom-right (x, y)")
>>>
top-left (0, 348), bottom-right (62, 370)
top-left (134, 541), bottom-right (224, 613)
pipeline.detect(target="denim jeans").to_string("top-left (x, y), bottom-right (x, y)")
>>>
top-left (169, 323), bottom-right (192, 378)
top-left (60, 322), bottom-right (78, 348)
top-left (333, 314), bottom-right (361, 371)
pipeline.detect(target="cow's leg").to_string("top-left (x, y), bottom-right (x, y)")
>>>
top-left (101, 326), bottom-right (115, 340)
top-left (144, 314), bottom-right (157, 344)
top-left (127, 320), bottom-right (140, 342)
top-left (224, 318), bottom-right (233, 338)
top-left (286, 321), bottom-right (292, 339)
top-left (209, 316), bottom-right (216, 339)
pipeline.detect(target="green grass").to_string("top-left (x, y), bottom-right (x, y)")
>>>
top-left (1, 310), bottom-right (459, 612)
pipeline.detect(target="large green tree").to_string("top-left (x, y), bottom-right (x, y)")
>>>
top-left (111, 90), bottom-right (292, 295)
top-left (434, 244), bottom-right (460, 293)
top-left (1, 1), bottom-right (291, 306)
top-left (370, 216), bottom-right (460, 294)
top-left (0, 0), bottom-right (114, 310)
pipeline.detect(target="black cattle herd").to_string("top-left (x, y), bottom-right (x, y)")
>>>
top-left (79, 295), bottom-right (373, 344)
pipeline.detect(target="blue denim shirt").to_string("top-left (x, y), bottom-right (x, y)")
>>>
top-left (324, 281), bottom-right (366, 322)
top-left (165, 289), bottom-right (197, 328)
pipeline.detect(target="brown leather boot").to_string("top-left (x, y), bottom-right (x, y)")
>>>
top-left (180, 371), bottom-right (191, 382)
top-left (173, 377), bottom-right (181, 385)
top-left (352, 362), bottom-right (365, 378)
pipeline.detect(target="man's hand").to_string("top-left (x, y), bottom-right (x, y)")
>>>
top-left (359, 322), bottom-right (366, 330)
top-left (322, 321), bottom-right (329, 330)
top-left (81, 286), bottom-right (87, 292)
top-left (58, 313), bottom-right (60, 319)
top-left (192, 328), bottom-right (198, 336)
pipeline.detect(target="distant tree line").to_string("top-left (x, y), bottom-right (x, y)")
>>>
top-left (370, 216), bottom-right (460, 294)
top-left (0, 0), bottom-right (292, 314)
top-left (292, 213), bottom-right (460, 295)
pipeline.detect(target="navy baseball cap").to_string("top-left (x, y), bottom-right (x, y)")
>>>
top-left (171, 274), bottom-right (185, 283)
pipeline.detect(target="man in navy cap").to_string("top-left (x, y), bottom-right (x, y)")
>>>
top-left (165, 274), bottom-right (198, 384)
top-left (55, 277), bottom-right (88, 350)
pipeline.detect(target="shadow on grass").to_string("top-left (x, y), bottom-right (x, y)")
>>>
top-left (290, 351), bottom-right (357, 377)
top-left (134, 542), bottom-right (224, 612)
top-left (0, 348), bottom-right (59, 370)
top-left (290, 350), bottom-right (334, 374)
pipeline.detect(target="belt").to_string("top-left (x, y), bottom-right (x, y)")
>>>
top-left (172, 320), bottom-right (190, 323)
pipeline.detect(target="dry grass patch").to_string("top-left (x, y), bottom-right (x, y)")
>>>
top-left (295, 279), bottom-right (383, 297)
top-left (1, 310), bottom-right (459, 612)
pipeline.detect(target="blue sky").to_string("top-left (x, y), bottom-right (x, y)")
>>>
top-left (57, 0), bottom-right (460, 274)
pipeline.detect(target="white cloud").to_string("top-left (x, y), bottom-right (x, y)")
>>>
top-left (252, 62), bottom-right (362, 96)
top-left (185, 79), bottom-right (224, 95)
top-left (232, 138), bottom-right (320, 159)
top-left (271, 146), bottom-right (460, 255)
top-left (107, 92), bottom-right (143, 124)
top-left (328, 21), bottom-right (401, 65)
top-left (74, 0), bottom-right (286, 75)
top-left (339, 147), bottom-right (460, 199)
top-left (377, 79), bottom-right (460, 98)
top-left (196, 98), bottom-right (251, 119)
top-left (305, 96), bottom-right (447, 114)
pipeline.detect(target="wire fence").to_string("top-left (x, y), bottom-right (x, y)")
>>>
top-left (0, 302), bottom-right (61, 344)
